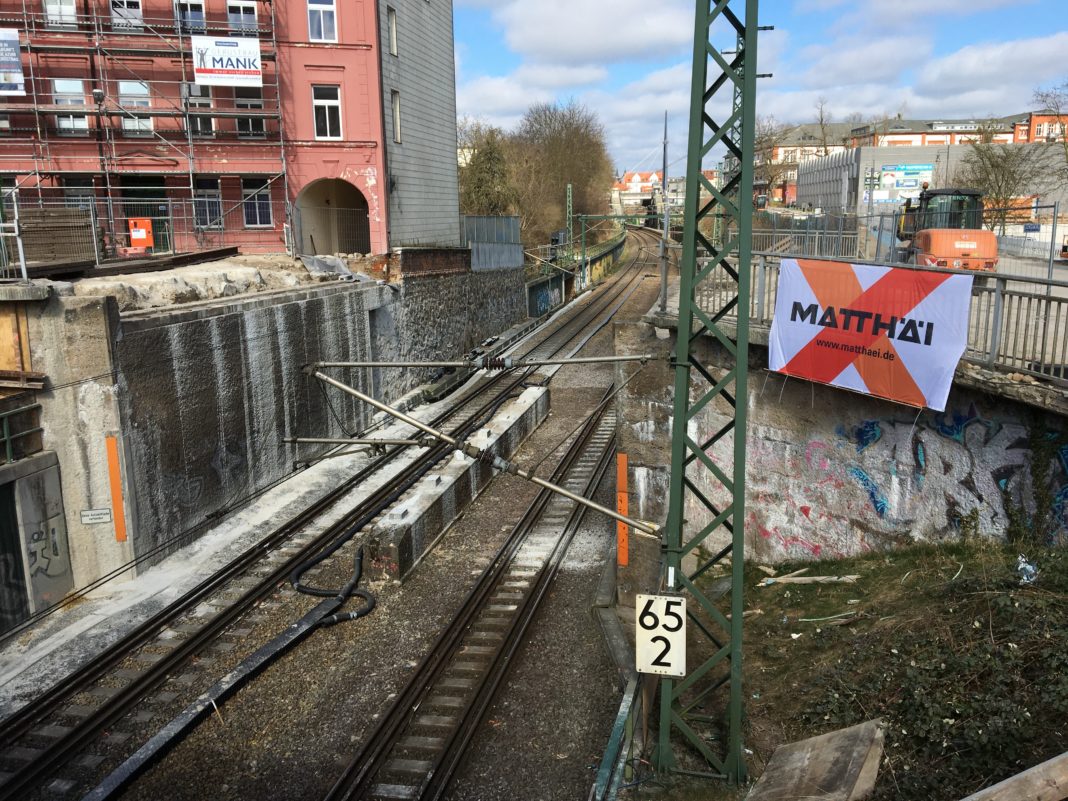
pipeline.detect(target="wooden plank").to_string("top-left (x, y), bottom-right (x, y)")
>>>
top-left (0, 306), bottom-right (20, 372)
top-left (959, 752), bottom-right (1068, 801)
top-left (746, 720), bottom-right (885, 801)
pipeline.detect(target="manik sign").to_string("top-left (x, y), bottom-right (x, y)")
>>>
top-left (191, 35), bottom-right (262, 87)
top-left (768, 258), bottom-right (972, 411)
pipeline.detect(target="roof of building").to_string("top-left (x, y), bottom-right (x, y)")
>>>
top-left (613, 170), bottom-right (663, 191)
top-left (779, 122), bottom-right (858, 146)
top-left (847, 112), bottom-right (1038, 137)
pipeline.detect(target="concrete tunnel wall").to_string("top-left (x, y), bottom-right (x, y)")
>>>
top-left (113, 284), bottom-right (380, 564)
top-left (615, 321), bottom-right (1068, 565)
top-left (28, 265), bottom-right (528, 583)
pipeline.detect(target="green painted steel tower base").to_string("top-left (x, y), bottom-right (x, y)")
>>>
top-left (657, 0), bottom-right (758, 784)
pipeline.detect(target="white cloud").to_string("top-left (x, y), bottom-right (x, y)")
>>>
top-left (455, 3), bottom-right (1065, 175)
top-left (915, 32), bottom-right (1068, 98)
top-left (489, 0), bottom-right (693, 65)
top-left (796, 36), bottom-right (932, 88)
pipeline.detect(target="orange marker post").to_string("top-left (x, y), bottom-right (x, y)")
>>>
top-left (616, 452), bottom-right (629, 567)
top-left (105, 435), bottom-right (128, 543)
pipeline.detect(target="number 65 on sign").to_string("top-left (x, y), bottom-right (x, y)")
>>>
top-left (635, 594), bottom-right (686, 677)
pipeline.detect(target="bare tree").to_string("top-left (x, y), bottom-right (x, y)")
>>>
top-left (753, 115), bottom-right (792, 201)
top-left (504, 101), bottom-right (614, 246)
top-left (815, 96), bottom-right (832, 156)
top-left (954, 142), bottom-right (1056, 234)
top-left (1033, 79), bottom-right (1068, 186)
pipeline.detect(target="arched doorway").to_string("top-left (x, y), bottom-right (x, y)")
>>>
top-left (295, 179), bottom-right (371, 256)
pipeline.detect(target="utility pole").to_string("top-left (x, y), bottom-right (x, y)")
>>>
top-left (659, 111), bottom-right (670, 313)
top-left (566, 182), bottom-right (574, 263)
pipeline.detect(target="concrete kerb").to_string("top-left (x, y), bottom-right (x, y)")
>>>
top-left (365, 386), bottom-right (550, 579)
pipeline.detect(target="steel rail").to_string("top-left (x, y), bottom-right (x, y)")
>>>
top-left (0, 230), bottom-right (659, 800)
top-left (425, 424), bottom-right (618, 801)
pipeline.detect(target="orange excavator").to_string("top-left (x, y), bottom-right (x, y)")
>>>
top-left (896, 184), bottom-right (998, 271)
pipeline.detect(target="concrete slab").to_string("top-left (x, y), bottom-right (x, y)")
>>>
top-left (0, 284), bottom-right (51, 302)
top-left (746, 719), bottom-right (885, 801)
top-left (366, 386), bottom-right (549, 578)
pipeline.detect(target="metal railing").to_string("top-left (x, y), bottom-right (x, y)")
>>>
top-left (697, 253), bottom-right (1068, 384)
top-left (0, 402), bottom-right (42, 463)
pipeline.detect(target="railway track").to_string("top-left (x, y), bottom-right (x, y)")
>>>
top-left (0, 227), bottom-right (662, 801)
top-left (324, 393), bottom-right (618, 801)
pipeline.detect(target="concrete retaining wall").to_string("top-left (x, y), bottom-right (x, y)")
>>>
top-left (616, 321), bottom-right (1068, 564)
top-left (30, 264), bottom-right (528, 584)
top-left (27, 294), bottom-right (131, 589)
top-left (114, 283), bottom-right (383, 563)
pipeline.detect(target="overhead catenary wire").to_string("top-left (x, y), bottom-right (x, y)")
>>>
top-left (308, 367), bottom-right (660, 537)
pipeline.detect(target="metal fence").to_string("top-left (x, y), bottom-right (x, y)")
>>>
top-left (724, 212), bottom-right (862, 260)
top-left (0, 192), bottom-right (289, 276)
top-left (291, 206), bottom-right (371, 257)
top-left (461, 215), bottom-right (523, 271)
top-left (696, 254), bottom-right (1068, 384)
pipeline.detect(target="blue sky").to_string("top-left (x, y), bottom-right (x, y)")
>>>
top-left (454, 0), bottom-right (1068, 174)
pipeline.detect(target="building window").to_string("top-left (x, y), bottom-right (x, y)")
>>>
top-left (177, 0), bottom-right (205, 33)
top-left (307, 0), bottom-right (336, 42)
top-left (312, 85), bottom-right (341, 139)
top-left (118, 80), bottom-right (152, 135)
top-left (387, 6), bottom-right (397, 55)
top-left (242, 178), bottom-right (272, 227)
top-left (391, 90), bottom-right (401, 143)
top-left (235, 87), bottom-right (264, 138)
top-left (194, 178), bottom-right (223, 229)
top-left (63, 177), bottom-right (95, 208)
top-left (53, 79), bottom-right (88, 134)
top-left (44, 0), bottom-right (77, 27)
top-left (227, 0), bottom-right (257, 34)
top-left (110, 0), bottom-right (142, 28)
top-left (183, 83), bottom-right (213, 137)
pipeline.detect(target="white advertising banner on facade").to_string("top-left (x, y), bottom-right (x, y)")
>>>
top-left (0, 29), bottom-right (25, 96)
top-left (191, 35), bottom-right (262, 88)
top-left (768, 258), bottom-right (973, 412)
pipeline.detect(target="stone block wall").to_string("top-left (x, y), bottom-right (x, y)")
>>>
top-left (370, 266), bottom-right (527, 399)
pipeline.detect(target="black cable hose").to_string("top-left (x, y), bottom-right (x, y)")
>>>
top-left (289, 523), bottom-right (364, 597)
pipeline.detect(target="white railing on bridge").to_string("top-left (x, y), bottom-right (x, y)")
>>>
top-left (696, 253), bottom-right (1068, 385)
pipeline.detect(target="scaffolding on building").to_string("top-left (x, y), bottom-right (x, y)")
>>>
top-left (0, 0), bottom-right (290, 267)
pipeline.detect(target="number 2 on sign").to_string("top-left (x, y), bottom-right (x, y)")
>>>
top-left (635, 594), bottom-right (686, 677)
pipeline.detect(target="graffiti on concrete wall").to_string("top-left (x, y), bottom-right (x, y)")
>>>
top-left (738, 401), bottom-right (1068, 562)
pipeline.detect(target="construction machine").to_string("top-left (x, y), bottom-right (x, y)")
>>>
top-left (896, 184), bottom-right (998, 271)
